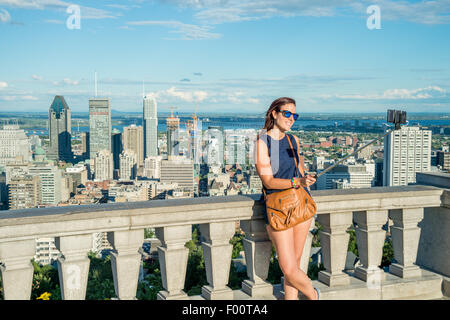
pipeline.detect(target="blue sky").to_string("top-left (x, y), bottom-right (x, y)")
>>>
top-left (0, 0), bottom-right (449, 114)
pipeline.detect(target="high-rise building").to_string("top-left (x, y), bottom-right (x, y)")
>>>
top-left (383, 126), bottom-right (431, 186)
top-left (224, 131), bottom-right (246, 165)
top-left (29, 162), bottom-right (62, 205)
top-left (437, 151), bottom-right (450, 171)
top-left (316, 163), bottom-right (375, 190)
top-left (166, 114), bottom-right (180, 158)
top-left (8, 175), bottom-right (40, 210)
top-left (94, 150), bottom-right (113, 182)
top-left (80, 132), bottom-right (89, 160)
top-left (119, 150), bottom-right (137, 181)
top-left (0, 123), bottom-right (32, 170)
top-left (89, 98), bottom-right (111, 160)
top-left (122, 125), bottom-right (144, 167)
top-left (160, 157), bottom-right (194, 197)
top-left (143, 96), bottom-right (158, 158)
top-left (144, 155), bottom-right (162, 179)
top-left (206, 126), bottom-right (224, 166)
top-left (47, 96), bottom-right (73, 162)
top-left (111, 129), bottom-right (123, 170)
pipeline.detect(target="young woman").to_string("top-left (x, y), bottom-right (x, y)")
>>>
top-left (255, 97), bottom-right (319, 300)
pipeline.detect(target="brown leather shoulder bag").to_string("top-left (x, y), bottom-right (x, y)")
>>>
top-left (263, 134), bottom-right (317, 231)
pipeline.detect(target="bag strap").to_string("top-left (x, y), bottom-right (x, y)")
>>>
top-left (286, 134), bottom-right (304, 178)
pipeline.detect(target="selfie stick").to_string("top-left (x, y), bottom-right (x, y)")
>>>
top-left (313, 110), bottom-right (407, 179)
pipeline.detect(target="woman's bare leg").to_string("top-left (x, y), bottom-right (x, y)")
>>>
top-left (266, 218), bottom-right (317, 300)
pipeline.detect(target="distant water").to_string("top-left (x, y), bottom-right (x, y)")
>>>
top-left (25, 118), bottom-right (450, 136)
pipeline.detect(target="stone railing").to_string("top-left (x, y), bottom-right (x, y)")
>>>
top-left (0, 185), bottom-right (448, 300)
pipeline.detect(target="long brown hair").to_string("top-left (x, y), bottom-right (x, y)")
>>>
top-left (263, 97), bottom-right (296, 131)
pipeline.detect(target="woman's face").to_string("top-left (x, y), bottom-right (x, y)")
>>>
top-left (272, 103), bottom-right (296, 132)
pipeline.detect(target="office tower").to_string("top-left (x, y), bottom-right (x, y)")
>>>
top-left (0, 123), bottom-right (32, 170)
top-left (316, 163), bottom-right (375, 190)
top-left (122, 125), bottom-right (144, 167)
top-left (89, 98), bottom-right (111, 160)
top-left (119, 150), bottom-right (137, 181)
top-left (80, 132), bottom-right (89, 160)
top-left (313, 156), bottom-right (325, 171)
top-left (143, 96), bottom-right (158, 158)
top-left (8, 175), bottom-right (40, 210)
top-left (47, 96), bottom-right (73, 162)
top-left (0, 172), bottom-right (7, 209)
top-left (29, 163), bottom-right (62, 205)
top-left (94, 150), bottom-right (113, 182)
top-left (166, 114), bottom-right (180, 158)
top-left (144, 155), bottom-right (162, 179)
top-left (5, 158), bottom-right (31, 184)
top-left (206, 126), bottom-right (224, 166)
top-left (65, 165), bottom-right (88, 193)
top-left (160, 157), bottom-right (194, 197)
top-left (34, 238), bottom-right (61, 265)
top-left (383, 126), bottom-right (431, 186)
top-left (111, 129), bottom-right (123, 170)
top-left (437, 151), bottom-right (450, 171)
top-left (224, 131), bottom-right (246, 165)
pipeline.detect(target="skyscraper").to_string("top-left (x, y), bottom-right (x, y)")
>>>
top-left (94, 150), bottom-right (113, 182)
top-left (119, 150), bottom-right (137, 181)
top-left (29, 162), bottom-right (62, 205)
top-left (160, 157), bottom-right (195, 197)
top-left (89, 98), bottom-right (111, 160)
top-left (122, 124), bottom-right (144, 168)
top-left (8, 175), bottom-right (40, 210)
top-left (383, 126), bottom-right (431, 186)
top-left (111, 129), bottom-right (123, 170)
top-left (166, 113), bottom-right (180, 158)
top-left (143, 96), bottom-right (158, 158)
top-left (0, 123), bottom-right (32, 170)
top-left (47, 96), bottom-right (73, 162)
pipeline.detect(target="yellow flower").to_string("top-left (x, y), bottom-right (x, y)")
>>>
top-left (37, 292), bottom-right (51, 300)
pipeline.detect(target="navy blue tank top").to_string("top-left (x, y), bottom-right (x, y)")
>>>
top-left (258, 133), bottom-right (302, 197)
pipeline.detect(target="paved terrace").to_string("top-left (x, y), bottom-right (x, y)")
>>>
top-left (0, 184), bottom-right (449, 300)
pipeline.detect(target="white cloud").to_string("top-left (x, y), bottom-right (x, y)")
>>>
top-left (319, 86), bottom-right (447, 101)
top-left (32, 75), bottom-right (43, 81)
top-left (127, 20), bottom-right (221, 40)
top-left (161, 0), bottom-right (450, 25)
top-left (53, 78), bottom-right (79, 86)
top-left (0, 0), bottom-right (117, 19)
top-left (22, 95), bottom-right (38, 100)
top-left (0, 94), bottom-right (38, 101)
top-left (0, 8), bottom-right (10, 23)
top-left (0, 95), bottom-right (16, 101)
top-left (0, 81), bottom-right (8, 89)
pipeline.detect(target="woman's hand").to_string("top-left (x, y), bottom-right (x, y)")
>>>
top-left (296, 175), bottom-right (316, 188)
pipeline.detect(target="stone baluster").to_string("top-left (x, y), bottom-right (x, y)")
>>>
top-left (200, 221), bottom-right (235, 300)
top-left (55, 234), bottom-right (92, 300)
top-left (240, 218), bottom-right (273, 297)
top-left (317, 212), bottom-right (353, 287)
top-left (108, 229), bottom-right (144, 300)
top-left (389, 208), bottom-right (424, 278)
top-left (155, 225), bottom-right (191, 300)
top-left (353, 210), bottom-right (388, 285)
top-left (0, 239), bottom-right (35, 300)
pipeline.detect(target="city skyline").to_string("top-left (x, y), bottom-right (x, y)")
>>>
top-left (0, 0), bottom-right (449, 113)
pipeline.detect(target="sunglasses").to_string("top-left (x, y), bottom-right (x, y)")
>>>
top-left (278, 110), bottom-right (299, 121)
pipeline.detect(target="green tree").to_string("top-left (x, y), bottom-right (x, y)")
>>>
top-left (85, 251), bottom-right (116, 300)
top-left (381, 238), bottom-right (394, 268)
top-left (137, 259), bottom-right (163, 300)
top-left (31, 260), bottom-right (60, 300)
